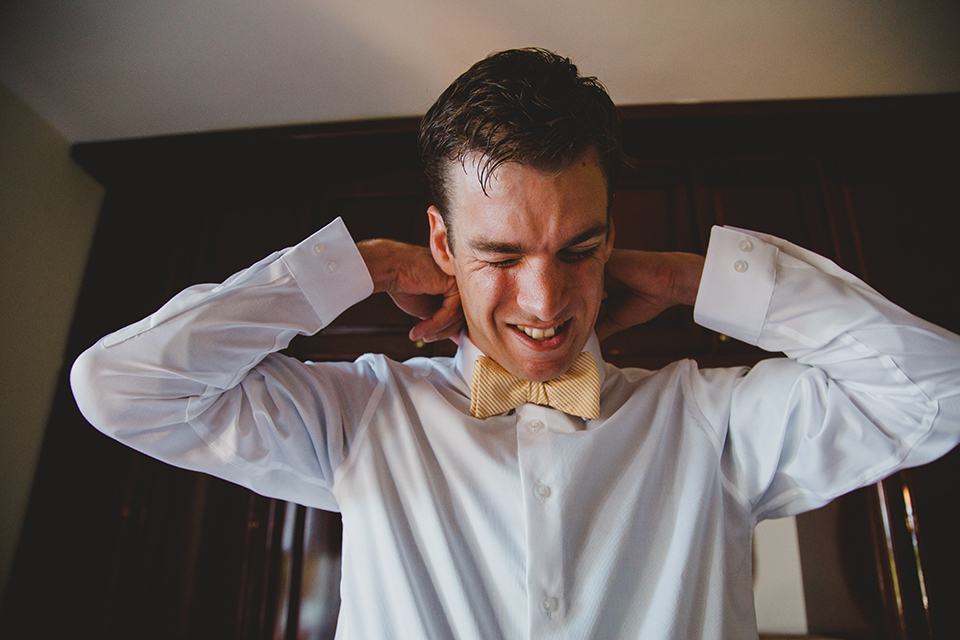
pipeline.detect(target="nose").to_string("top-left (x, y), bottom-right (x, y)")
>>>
top-left (515, 258), bottom-right (567, 322)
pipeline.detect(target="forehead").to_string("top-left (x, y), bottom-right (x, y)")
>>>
top-left (444, 151), bottom-right (609, 238)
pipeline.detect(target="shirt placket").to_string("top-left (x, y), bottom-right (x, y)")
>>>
top-left (515, 403), bottom-right (569, 638)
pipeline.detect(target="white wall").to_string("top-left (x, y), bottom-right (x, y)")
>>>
top-left (0, 81), bottom-right (103, 602)
top-left (755, 517), bottom-right (808, 634)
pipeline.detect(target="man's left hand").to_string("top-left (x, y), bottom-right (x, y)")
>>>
top-left (595, 249), bottom-right (704, 341)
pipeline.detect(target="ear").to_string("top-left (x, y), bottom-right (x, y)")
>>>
top-left (428, 206), bottom-right (456, 276)
top-left (603, 216), bottom-right (616, 260)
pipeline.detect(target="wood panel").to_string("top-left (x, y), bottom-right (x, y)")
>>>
top-left (294, 171), bottom-right (444, 363)
top-left (603, 159), bottom-right (710, 369)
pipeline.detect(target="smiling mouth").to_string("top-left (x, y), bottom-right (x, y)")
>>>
top-left (516, 323), bottom-right (564, 341)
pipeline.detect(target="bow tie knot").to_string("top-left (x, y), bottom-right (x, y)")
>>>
top-left (470, 352), bottom-right (601, 420)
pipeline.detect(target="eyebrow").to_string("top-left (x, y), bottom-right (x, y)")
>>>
top-left (564, 223), bottom-right (611, 248)
top-left (467, 222), bottom-right (609, 256)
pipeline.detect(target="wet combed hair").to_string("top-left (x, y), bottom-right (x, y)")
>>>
top-left (418, 48), bottom-right (627, 243)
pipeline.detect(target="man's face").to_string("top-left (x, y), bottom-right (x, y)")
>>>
top-left (429, 149), bottom-right (613, 382)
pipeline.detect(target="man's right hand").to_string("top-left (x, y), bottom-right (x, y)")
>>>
top-left (357, 239), bottom-right (464, 344)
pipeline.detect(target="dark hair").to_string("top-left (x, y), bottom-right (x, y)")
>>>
top-left (418, 48), bottom-right (627, 241)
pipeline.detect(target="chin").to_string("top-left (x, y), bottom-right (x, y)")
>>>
top-left (518, 353), bottom-right (578, 383)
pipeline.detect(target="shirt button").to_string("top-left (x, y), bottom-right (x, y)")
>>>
top-left (325, 261), bottom-right (338, 274)
top-left (541, 596), bottom-right (559, 613)
top-left (528, 419), bottom-right (544, 433)
top-left (733, 260), bottom-right (749, 273)
top-left (738, 239), bottom-right (753, 252)
top-left (536, 483), bottom-right (551, 501)
top-left (312, 243), bottom-right (325, 256)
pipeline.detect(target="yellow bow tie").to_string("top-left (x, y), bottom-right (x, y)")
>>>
top-left (470, 352), bottom-right (601, 420)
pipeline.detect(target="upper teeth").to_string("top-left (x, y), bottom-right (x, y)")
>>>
top-left (519, 325), bottom-right (556, 340)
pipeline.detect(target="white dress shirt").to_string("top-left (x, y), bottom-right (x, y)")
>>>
top-left (71, 218), bottom-right (960, 640)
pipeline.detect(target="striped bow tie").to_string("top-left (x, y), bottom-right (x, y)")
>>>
top-left (470, 352), bottom-right (601, 420)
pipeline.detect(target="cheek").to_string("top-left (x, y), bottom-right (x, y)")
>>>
top-left (573, 265), bottom-right (607, 317)
top-left (462, 270), bottom-right (512, 318)
top-left (570, 261), bottom-right (605, 294)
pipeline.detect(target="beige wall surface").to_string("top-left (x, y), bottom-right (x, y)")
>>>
top-left (2, 1), bottom-right (958, 142)
top-left (0, 81), bottom-right (103, 602)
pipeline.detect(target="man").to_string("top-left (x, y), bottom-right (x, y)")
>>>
top-left (71, 48), bottom-right (960, 639)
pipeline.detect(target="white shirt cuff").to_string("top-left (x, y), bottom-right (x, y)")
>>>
top-left (693, 226), bottom-right (777, 346)
top-left (281, 217), bottom-right (375, 327)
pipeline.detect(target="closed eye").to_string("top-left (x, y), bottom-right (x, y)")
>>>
top-left (560, 246), bottom-right (600, 262)
top-left (485, 258), bottom-right (520, 269)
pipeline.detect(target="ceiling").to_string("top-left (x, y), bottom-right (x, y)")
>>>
top-left (1, 0), bottom-right (958, 143)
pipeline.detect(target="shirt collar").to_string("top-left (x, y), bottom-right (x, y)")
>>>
top-left (454, 330), bottom-right (606, 392)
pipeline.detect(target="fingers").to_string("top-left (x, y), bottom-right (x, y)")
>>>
top-left (410, 290), bottom-right (464, 343)
top-left (361, 238), bottom-right (465, 343)
top-left (411, 316), bottom-right (465, 344)
top-left (593, 316), bottom-right (615, 342)
top-left (594, 309), bottom-right (628, 343)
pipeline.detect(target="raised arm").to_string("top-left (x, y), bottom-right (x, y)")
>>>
top-left (70, 218), bottom-right (459, 511)
top-left (692, 226), bottom-right (960, 518)
top-left (596, 224), bottom-right (959, 518)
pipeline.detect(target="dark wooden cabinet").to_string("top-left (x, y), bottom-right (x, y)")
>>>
top-left (2, 96), bottom-right (957, 639)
